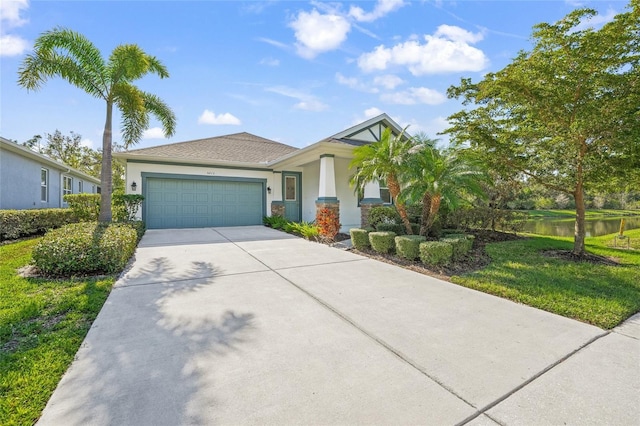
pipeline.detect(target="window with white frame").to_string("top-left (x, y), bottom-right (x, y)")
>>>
top-left (78, 180), bottom-right (83, 193)
top-left (63, 176), bottom-right (72, 197)
top-left (357, 181), bottom-right (393, 205)
top-left (41, 168), bottom-right (49, 202)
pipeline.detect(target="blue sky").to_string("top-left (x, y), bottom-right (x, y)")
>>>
top-left (0, 0), bottom-right (625, 150)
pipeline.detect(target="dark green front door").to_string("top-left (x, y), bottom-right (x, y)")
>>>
top-left (145, 177), bottom-right (264, 229)
top-left (282, 171), bottom-right (301, 222)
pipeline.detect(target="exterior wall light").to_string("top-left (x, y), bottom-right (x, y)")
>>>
top-left (267, 186), bottom-right (272, 194)
top-left (131, 181), bottom-right (137, 192)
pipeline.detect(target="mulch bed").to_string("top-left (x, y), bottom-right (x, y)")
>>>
top-left (541, 250), bottom-right (621, 266)
top-left (350, 230), bottom-right (523, 280)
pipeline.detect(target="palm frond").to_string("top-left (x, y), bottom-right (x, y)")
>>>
top-left (113, 83), bottom-right (147, 146)
top-left (142, 92), bottom-right (177, 139)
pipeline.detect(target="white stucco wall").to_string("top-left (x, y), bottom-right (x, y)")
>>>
top-left (300, 157), bottom-right (360, 232)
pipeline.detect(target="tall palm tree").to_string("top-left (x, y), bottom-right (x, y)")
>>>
top-left (18, 27), bottom-right (176, 222)
top-left (349, 127), bottom-right (413, 234)
top-left (402, 142), bottom-right (488, 236)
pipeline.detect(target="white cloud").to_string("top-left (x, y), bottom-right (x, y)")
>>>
top-left (574, 8), bottom-right (617, 31)
top-left (1, 0), bottom-right (29, 28)
top-left (289, 9), bottom-right (351, 59)
top-left (373, 74), bottom-right (404, 90)
top-left (358, 25), bottom-right (488, 75)
top-left (434, 24), bottom-right (484, 43)
top-left (198, 110), bottom-right (242, 125)
top-left (257, 37), bottom-right (290, 51)
top-left (364, 107), bottom-right (384, 118)
top-left (0, 34), bottom-right (29, 56)
top-left (380, 87), bottom-right (447, 105)
top-left (142, 127), bottom-right (167, 139)
top-left (80, 138), bottom-right (94, 149)
top-left (265, 85), bottom-right (328, 111)
top-left (259, 57), bottom-right (280, 66)
top-left (0, 0), bottom-right (30, 57)
top-left (335, 72), bottom-right (378, 93)
top-left (349, 0), bottom-right (406, 23)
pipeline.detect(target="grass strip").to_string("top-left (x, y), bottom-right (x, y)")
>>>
top-left (451, 229), bottom-right (640, 329)
top-left (0, 238), bottom-right (115, 426)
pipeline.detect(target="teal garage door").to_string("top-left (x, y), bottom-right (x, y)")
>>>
top-left (145, 177), bottom-right (264, 229)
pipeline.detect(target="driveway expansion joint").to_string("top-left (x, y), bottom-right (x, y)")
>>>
top-left (458, 329), bottom-right (611, 425)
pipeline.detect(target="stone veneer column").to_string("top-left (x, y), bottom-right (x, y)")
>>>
top-left (316, 154), bottom-right (340, 228)
top-left (360, 180), bottom-right (383, 228)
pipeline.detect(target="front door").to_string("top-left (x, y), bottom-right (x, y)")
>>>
top-left (283, 172), bottom-right (301, 222)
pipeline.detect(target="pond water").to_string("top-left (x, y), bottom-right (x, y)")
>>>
top-left (522, 216), bottom-right (640, 237)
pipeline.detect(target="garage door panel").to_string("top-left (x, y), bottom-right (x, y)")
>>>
top-left (146, 177), bottom-right (263, 229)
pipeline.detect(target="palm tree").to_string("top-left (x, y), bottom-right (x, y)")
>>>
top-left (18, 27), bottom-right (176, 222)
top-left (402, 142), bottom-right (488, 236)
top-left (349, 127), bottom-right (413, 234)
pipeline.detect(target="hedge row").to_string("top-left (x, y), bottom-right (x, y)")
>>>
top-left (32, 222), bottom-right (140, 276)
top-left (349, 227), bottom-right (475, 267)
top-left (0, 209), bottom-right (77, 241)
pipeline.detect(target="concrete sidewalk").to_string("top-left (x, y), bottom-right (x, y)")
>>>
top-left (38, 226), bottom-right (640, 425)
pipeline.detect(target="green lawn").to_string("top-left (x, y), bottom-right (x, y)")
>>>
top-left (452, 229), bottom-right (640, 329)
top-left (0, 238), bottom-right (115, 426)
top-left (525, 209), bottom-right (640, 218)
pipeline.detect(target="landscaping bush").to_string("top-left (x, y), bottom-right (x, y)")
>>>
top-left (395, 235), bottom-right (426, 260)
top-left (440, 236), bottom-right (471, 260)
top-left (419, 241), bottom-right (453, 266)
top-left (349, 228), bottom-right (371, 250)
top-left (128, 220), bottom-right (147, 242)
top-left (112, 193), bottom-right (144, 222)
top-left (0, 208), bottom-right (77, 241)
top-left (410, 223), bottom-right (421, 235)
top-left (369, 231), bottom-right (396, 254)
top-left (376, 222), bottom-right (405, 235)
top-left (263, 215), bottom-right (288, 230)
top-left (32, 222), bottom-right (138, 276)
top-left (64, 193), bottom-right (100, 221)
top-left (286, 221), bottom-right (320, 240)
top-left (368, 206), bottom-right (401, 229)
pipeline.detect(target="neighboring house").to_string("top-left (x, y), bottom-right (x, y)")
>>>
top-left (0, 136), bottom-right (101, 210)
top-left (114, 113), bottom-right (404, 231)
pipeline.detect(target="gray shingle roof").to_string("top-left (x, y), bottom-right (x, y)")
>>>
top-left (124, 132), bottom-right (298, 164)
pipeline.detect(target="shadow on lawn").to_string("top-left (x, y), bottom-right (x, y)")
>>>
top-left (38, 257), bottom-right (256, 425)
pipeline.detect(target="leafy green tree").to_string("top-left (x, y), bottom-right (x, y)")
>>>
top-left (18, 27), bottom-right (176, 222)
top-left (401, 142), bottom-right (488, 236)
top-left (350, 127), bottom-right (414, 234)
top-left (446, 5), bottom-right (640, 255)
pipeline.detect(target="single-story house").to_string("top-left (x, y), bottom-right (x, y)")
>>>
top-left (0, 136), bottom-right (101, 210)
top-left (114, 113), bottom-right (404, 231)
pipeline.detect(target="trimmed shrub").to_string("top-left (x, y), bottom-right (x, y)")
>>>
top-left (368, 206), bottom-right (401, 229)
top-left (112, 193), bottom-right (144, 222)
top-left (419, 241), bottom-right (453, 267)
top-left (0, 208), bottom-right (77, 241)
top-left (395, 235), bottom-right (426, 260)
top-left (349, 228), bottom-right (371, 250)
top-left (369, 231), bottom-right (396, 254)
top-left (128, 220), bottom-right (147, 242)
top-left (64, 193), bottom-right (100, 221)
top-left (440, 236), bottom-right (472, 260)
top-left (376, 222), bottom-right (405, 235)
top-left (32, 222), bottom-right (138, 276)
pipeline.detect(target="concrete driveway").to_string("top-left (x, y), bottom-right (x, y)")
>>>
top-left (38, 226), bottom-right (640, 425)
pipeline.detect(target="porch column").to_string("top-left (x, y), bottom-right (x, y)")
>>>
top-left (316, 154), bottom-right (339, 229)
top-left (270, 171), bottom-right (285, 217)
top-left (360, 181), bottom-right (383, 228)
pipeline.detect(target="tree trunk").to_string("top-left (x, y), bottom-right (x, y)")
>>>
top-left (425, 195), bottom-right (441, 232)
top-left (573, 185), bottom-right (586, 256)
top-left (386, 174), bottom-right (413, 234)
top-left (98, 101), bottom-right (113, 222)
top-left (419, 192), bottom-right (432, 236)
